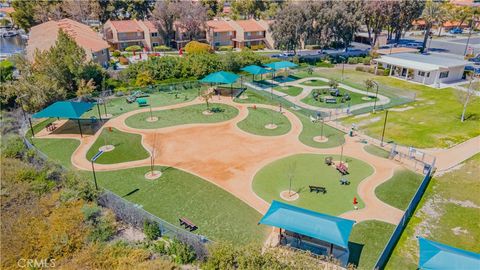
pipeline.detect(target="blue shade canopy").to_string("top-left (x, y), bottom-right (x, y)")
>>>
top-left (199, 71), bottom-right (240, 84)
top-left (418, 237), bottom-right (480, 270)
top-left (264, 61), bottom-right (298, 70)
top-left (259, 200), bottom-right (355, 249)
top-left (241, 65), bottom-right (273, 75)
top-left (32, 101), bottom-right (94, 119)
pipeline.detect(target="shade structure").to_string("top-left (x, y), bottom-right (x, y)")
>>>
top-left (259, 200), bottom-right (355, 249)
top-left (418, 237), bottom-right (480, 270)
top-left (241, 65), bottom-right (273, 75)
top-left (199, 71), bottom-right (240, 84)
top-left (32, 101), bottom-right (94, 119)
top-left (264, 61), bottom-right (298, 70)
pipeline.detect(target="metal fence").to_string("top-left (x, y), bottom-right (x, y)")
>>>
top-left (373, 167), bottom-right (434, 270)
top-left (21, 123), bottom-right (211, 259)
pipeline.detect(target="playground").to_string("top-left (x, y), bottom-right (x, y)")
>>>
top-left (27, 67), bottom-right (436, 268)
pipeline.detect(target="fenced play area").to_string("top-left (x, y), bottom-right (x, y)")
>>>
top-left (22, 63), bottom-right (444, 268)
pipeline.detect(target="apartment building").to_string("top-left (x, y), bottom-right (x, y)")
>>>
top-left (103, 19), bottom-right (162, 51)
top-left (206, 20), bottom-right (235, 48)
top-left (206, 19), bottom-right (273, 49)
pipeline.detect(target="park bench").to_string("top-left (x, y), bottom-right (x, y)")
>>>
top-left (339, 178), bottom-right (351, 185)
top-left (179, 217), bottom-right (198, 232)
top-left (336, 163), bottom-right (349, 175)
top-left (309, 185), bottom-right (327, 194)
top-left (136, 98), bottom-right (148, 107)
top-left (325, 156), bottom-right (334, 166)
top-left (46, 123), bottom-right (57, 132)
top-left (324, 97), bottom-right (337, 104)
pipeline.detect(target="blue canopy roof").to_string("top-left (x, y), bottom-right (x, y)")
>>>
top-left (418, 237), bottom-right (480, 270)
top-left (241, 65), bottom-right (272, 75)
top-left (264, 61), bottom-right (298, 70)
top-left (259, 200), bottom-right (355, 248)
top-left (199, 71), bottom-right (239, 84)
top-left (32, 101), bottom-right (94, 119)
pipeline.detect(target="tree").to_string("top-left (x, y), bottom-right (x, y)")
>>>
top-left (0, 60), bottom-right (14, 83)
top-left (270, 3), bottom-right (305, 53)
top-left (11, 0), bottom-right (36, 31)
top-left (201, 0), bottom-right (222, 19)
top-left (365, 79), bottom-right (375, 96)
top-left (184, 41), bottom-right (212, 54)
top-left (76, 79), bottom-right (96, 98)
top-left (151, 1), bottom-right (179, 47)
top-left (135, 71), bottom-right (155, 87)
top-left (125, 45), bottom-right (142, 53)
top-left (231, 0), bottom-right (256, 19)
top-left (385, 0), bottom-right (425, 44)
top-left (420, 0), bottom-right (447, 52)
top-left (327, 0), bottom-right (363, 51)
top-left (177, 2), bottom-right (208, 41)
top-left (200, 89), bottom-right (214, 110)
top-left (329, 79), bottom-right (339, 89)
top-left (363, 1), bottom-right (389, 48)
top-left (458, 72), bottom-right (478, 122)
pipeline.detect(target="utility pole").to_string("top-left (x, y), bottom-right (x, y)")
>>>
top-left (380, 110), bottom-right (389, 146)
top-left (372, 80), bottom-right (379, 112)
top-left (91, 151), bottom-right (104, 190)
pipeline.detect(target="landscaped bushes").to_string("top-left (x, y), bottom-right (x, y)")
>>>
top-left (154, 45), bottom-right (172, 52)
top-left (125, 45), bottom-right (142, 52)
top-left (218, 45), bottom-right (233, 51)
top-left (355, 66), bottom-right (387, 76)
top-left (111, 50), bottom-right (121, 57)
top-left (305, 44), bottom-right (322, 50)
top-left (184, 41), bottom-right (213, 54)
top-left (250, 44), bottom-right (265, 50)
top-left (347, 56), bottom-right (372, 65)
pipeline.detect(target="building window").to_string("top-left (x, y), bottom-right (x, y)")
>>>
top-left (427, 72), bottom-right (430, 77)
top-left (418, 71), bottom-right (425, 76)
top-left (214, 32), bottom-right (218, 37)
top-left (439, 71), bottom-right (449, 78)
top-left (137, 32), bottom-right (142, 37)
top-left (229, 31), bottom-right (233, 36)
top-left (246, 32), bottom-right (251, 37)
top-left (152, 42), bottom-right (159, 47)
top-left (151, 32), bottom-right (158, 37)
top-left (215, 42), bottom-right (220, 46)
top-left (258, 31), bottom-right (262, 35)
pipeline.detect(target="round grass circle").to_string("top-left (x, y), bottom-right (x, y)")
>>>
top-left (145, 170), bottom-right (162, 180)
top-left (280, 190), bottom-right (299, 201)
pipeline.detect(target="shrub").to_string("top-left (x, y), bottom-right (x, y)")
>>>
top-left (143, 220), bottom-right (161, 241)
top-left (112, 50), bottom-right (121, 57)
top-left (167, 239), bottom-right (196, 264)
top-left (2, 135), bottom-right (25, 158)
top-left (154, 45), bottom-right (172, 52)
top-left (82, 204), bottom-right (101, 221)
top-left (250, 44), bottom-right (265, 51)
top-left (305, 44), bottom-right (321, 50)
top-left (384, 68), bottom-right (390, 76)
top-left (184, 41), bottom-right (212, 54)
top-left (217, 45), bottom-right (233, 51)
top-left (347, 57), bottom-right (358, 64)
top-left (316, 61), bottom-right (334, 68)
top-left (355, 66), bottom-right (365, 72)
top-left (88, 211), bottom-right (117, 242)
top-left (125, 45), bottom-right (142, 52)
top-left (363, 56), bottom-right (372, 65)
top-left (210, 106), bottom-right (225, 113)
top-left (118, 56), bottom-right (129, 65)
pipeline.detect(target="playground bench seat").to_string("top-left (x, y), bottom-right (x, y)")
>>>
top-left (336, 163), bottom-right (349, 175)
top-left (179, 217), bottom-right (198, 232)
top-left (339, 178), bottom-right (351, 185)
top-left (325, 98), bottom-right (337, 104)
top-left (136, 98), bottom-right (148, 107)
top-left (325, 157), bottom-right (334, 166)
top-left (309, 185), bottom-right (327, 194)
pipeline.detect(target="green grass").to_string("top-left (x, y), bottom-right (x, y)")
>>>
top-left (253, 154), bottom-right (374, 215)
top-left (364, 144), bottom-right (390, 159)
top-left (30, 138), bottom-right (80, 169)
top-left (459, 81), bottom-right (480, 91)
top-left (308, 69), bottom-right (480, 148)
top-left (386, 154), bottom-right (480, 269)
top-left (82, 88), bottom-right (200, 119)
top-left (124, 103), bottom-right (239, 129)
top-left (375, 169), bottom-right (424, 210)
top-left (86, 128), bottom-right (149, 164)
top-left (273, 85), bottom-right (303, 96)
top-left (300, 79), bottom-right (329, 86)
top-left (83, 166), bottom-right (269, 244)
top-left (348, 220), bottom-right (396, 270)
top-left (295, 111), bottom-right (345, 148)
top-left (237, 108), bottom-right (291, 136)
top-left (301, 88), bottom-right (374, 108)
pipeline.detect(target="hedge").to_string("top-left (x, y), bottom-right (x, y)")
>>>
top-left (250, 44), bottom-right (265, 51)
top-left (218, 45), bottom-right (233, 51)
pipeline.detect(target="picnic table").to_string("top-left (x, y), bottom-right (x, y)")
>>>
top-left (179, 217), bottom-right (198, 231)
top-left (340, 178), bottom-right (350, 185)
top-left (309, 185), bottom-right (327, 194)
top-left (336, 163), bottom-right (349, 175)
top-left (137, 98), bottom-right (148, 107)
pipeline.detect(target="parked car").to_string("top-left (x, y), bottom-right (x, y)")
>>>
top-left (449, 28), bottom-right (463, 34)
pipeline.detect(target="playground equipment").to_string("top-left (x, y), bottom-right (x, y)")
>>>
top-left (126, 90), bottom-right (149, 103)
top-left (137, 98), bottom-right (148, 107)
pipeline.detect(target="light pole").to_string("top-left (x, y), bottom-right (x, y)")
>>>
top-left (91, 150), bottom-right (104, 190)
top-left (372, 80), bottom-right (379, 113)
top-left (380, 110), bottom-right (389, 147)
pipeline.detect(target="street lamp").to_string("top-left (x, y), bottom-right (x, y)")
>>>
top-left (91, 150), bottom-right (104, 190)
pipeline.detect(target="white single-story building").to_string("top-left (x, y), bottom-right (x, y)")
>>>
top-left (374, 53), bottom-right (469, 88)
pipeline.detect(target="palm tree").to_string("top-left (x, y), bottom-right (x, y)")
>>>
top-left (421, 0), bottom-right (447, 52)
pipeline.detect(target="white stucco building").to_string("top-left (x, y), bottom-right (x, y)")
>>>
top-left (375, 53), bottom-right (469, 88)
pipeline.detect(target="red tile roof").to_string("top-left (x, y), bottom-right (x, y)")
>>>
top-left (236, 20), bottom-right (265, 32)
top-left (207, 20), bottom-right (234, 32)
top-left (0, 7), bottom-right (14, 14)
top-left (109, 19), bottom-right (158, 33)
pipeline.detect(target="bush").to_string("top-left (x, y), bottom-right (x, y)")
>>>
top-left (384, 68), bottom-right (390, 76)
top-left (210, 106), bottom-right (225, 113)
top-left (250, 44), bottom-right (265, 51)
top-left (217, 45), bottom-right (233, 51)
top-left (111, 50), bottom-right (121, 57)
top-left (316, 61), bottom-right (334, 68)
top-left (82, 204), bottom-right (101, 221)
top-left (184, 41), bottom-right (212, 54)
top-left (347, 57), bottom-right (358, 64)
top-left (363, 56), bottom-right (372, 65)
top-left (125, 45), bottom-right (142, 52)
top-left (355, 66), bottom-right (365, 72)
top-left (118, 56), bottom-right (129, 65)
top-left (2, 135), bottom-right (25, 158)
top-left (154, 45), bottom-right (172, 52)
top-left (167, 239), bottom-right (196, 264)
top-left (143, 220), bottom-right (161, 241)
top-left (88, 211), bottom-right (117, 242)
top-left (305, 44), bottom-right (321, 50)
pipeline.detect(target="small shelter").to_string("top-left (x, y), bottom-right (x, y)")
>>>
top-left (259, 200), bottom-right (355, 266)
top-left (241, 65), bottom-right (272, 81)
top-left (264, 61), bottom-right (298, 79)
top-left (199, 71), bottom-right (240, 97)
top-left (32, 101), bottom-right (96, 137)
top-left (418, 237), bottom-right (480, 270)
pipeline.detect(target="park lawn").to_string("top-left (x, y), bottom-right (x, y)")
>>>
top-left (273, 85), bottom-right (303, 96)
top-left (86, 128), bottom-right (149, 164)
top-left (386, 154), bottom-right (480, 269)
top-left (84, 166), bottom-right (269, 244)
top-left (82, 88), bottom-right (199, 119)
top-left (252, 154), bottom-right (374, 215)
top-left (301, 68), bottom-right (480, 148)
top-left (237, 108), bottom-right (291, 136)
top-left (124, 103), bottom-right (239, 129)
top-left (375, 169), bottom-right (424, 210)
top-left (30, 138), bottom-right (80, 169)
top-left (295, 111), bottom-right (345, 148)
top-left (300, 79), bottom-right (329, 86)
top-left (459, 81), bottom-right (480, 91)
top-left (363, 144), bottom-right (391, 159)
top-left (301, 88), bottom-right (374, 108)
top-left (348, 220), bottom-right (396, 270)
